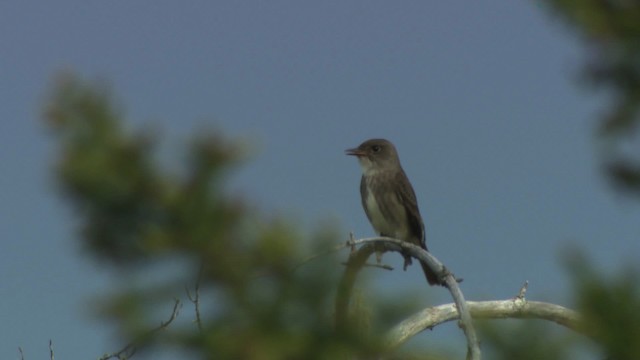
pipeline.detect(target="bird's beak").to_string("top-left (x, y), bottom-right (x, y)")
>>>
top-left (345, 147), bottom-right (365, 157)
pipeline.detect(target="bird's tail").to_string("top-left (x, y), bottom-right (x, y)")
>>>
top-left (421, 261), bottom-right (442, 286)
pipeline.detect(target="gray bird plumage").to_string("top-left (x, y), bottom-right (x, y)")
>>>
top-left (346, 138), bottom-right (439, 285)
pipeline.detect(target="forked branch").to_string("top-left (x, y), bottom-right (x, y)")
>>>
top-left (335, 236), bottom-right (481, 360)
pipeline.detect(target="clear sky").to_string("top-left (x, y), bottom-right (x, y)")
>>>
top-left (2, 1), bottom-right (639, 359)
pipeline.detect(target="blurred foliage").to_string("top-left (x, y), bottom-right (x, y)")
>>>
top-left (44, 74), bottom-right (389, 359)
top-left (541, 0), bottom-right (640, 195)
top-left (45, 35), bottom-right (640, 356)
top-left (478, 320), bottom-right (572, 360)
top-left (566, 251), bottom-right (640, 360)
top-left (477, 250), bottom-right (640, 360)
top-left (538, 2), bottom-right (640, 357)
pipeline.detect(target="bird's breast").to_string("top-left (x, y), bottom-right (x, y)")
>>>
top-left (363, 179), bottom-right (408, 239)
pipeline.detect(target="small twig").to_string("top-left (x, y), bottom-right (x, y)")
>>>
top-left (260, 233), bottom-right (374, 275)
top-left (515, 281), bottom-right (529, 300)
top-left (348, 232), bottom-right (356, 252)
top-left (49, 340), bottom-right (54, 360)
top-left (18, 347), bottom-right (24, 360)
top-left (291, 242), bottom-right (349, 272)
top-left (159, 298), bottom-right (182, 328)
top-left (99, 299), bottom-right (182, 360)
top-left (186, 263), bottom-right (204, 332)
top-left (251, 241), bottom-right (351, 280)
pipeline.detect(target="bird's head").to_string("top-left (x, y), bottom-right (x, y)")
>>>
top-left (346, 138), bottom-right (400, 174)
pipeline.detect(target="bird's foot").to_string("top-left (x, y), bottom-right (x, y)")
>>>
top-left (375, 250), bottom-right (383, 264)
top-left (402, 255), bottom-right (412, 271)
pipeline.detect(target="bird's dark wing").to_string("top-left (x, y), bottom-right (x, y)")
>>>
top-left (394, 170), bottom-right (427, 250)
top-left (359, 175), bottom-right (373, 224)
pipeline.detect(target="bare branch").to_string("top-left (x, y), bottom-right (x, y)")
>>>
top-left (186, 263), bottom-right (204, 332)
top-left (99, 299), bottom-right (182, 360)
top-left (386, 299), bottom-right (581, 349)
top-left (340, 262), bottom-right (394, 271)
top-left (290, 233), bottom-right (397, 273)
top-left (49, 340), bottom-right (54, 360)
top-left (158, 298), bottom-right (182, 328)
top-left (442, 271), bottom-right (479, 360)
top-left (291, 242), bottom-right (349, 272)
top-left (335, 236), bottom-right (481, 360)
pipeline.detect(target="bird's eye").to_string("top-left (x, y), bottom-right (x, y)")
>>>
top-left (371, 145), bottom-right (381, 152)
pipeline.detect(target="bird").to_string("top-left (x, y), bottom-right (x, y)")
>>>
top-left (346, 138), bottom-right (440, 285)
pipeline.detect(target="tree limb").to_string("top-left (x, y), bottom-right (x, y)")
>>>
top-left (336, 236), bottom-right (481, 360)
top-left (386, 298), bottom-right (581, 349)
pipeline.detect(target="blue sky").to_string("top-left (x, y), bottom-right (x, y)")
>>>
top-left (1, 1), bottom-right (639, 359)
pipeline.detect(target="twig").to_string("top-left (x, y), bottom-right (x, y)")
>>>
top-left (287, 232), bottom-right (381, 274)
top-left (336, 236), bottom-right (481, 360)
top-left (515, 280), bottom-right (529, 300)
top-left (291, 242), bottom-right (350, 272)
top-left (159, 298), bottom-right (182, 328)
top-left (18, 347), bottom-right (24, 360)
top-left (99, 299), bottom-right (182, 360)
top-left (49, 340), bottom-right (54, 360)
top-left (348, 232), bottom-right (356, 252)
top-left (186, 263), bottom-right (204, 332)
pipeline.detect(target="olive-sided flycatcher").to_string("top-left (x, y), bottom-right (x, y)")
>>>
top-left (346, 138), bottom-right (439, 285)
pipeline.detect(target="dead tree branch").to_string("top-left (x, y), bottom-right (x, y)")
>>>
top-left (336, 236), bottom-right (481, 360)
top-left (386, 298), bottom-right (581, 349)
top-left (99, 298), bottom-right (182, 360)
